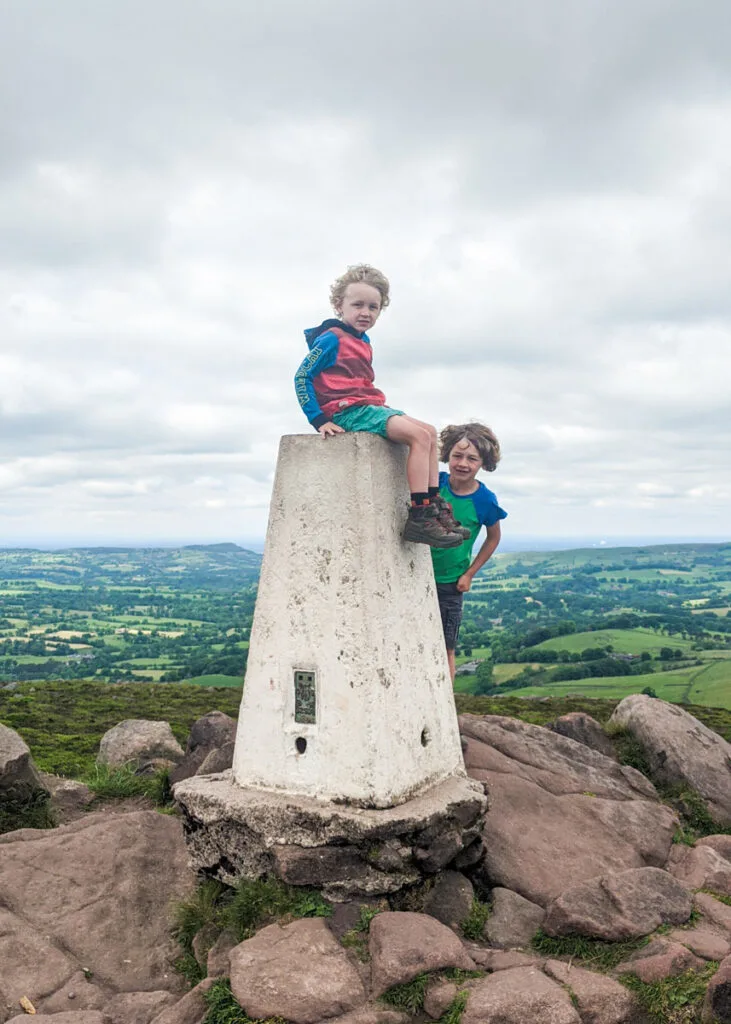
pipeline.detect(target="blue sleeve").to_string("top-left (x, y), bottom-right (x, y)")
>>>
top-left (474, 484), bottom-right (508, 528)
top-left (294, 331), bottom-right (340, 430)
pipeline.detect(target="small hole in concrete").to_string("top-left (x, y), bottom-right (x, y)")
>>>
top-left (421, 727), bottom-right (430, 747)
top-left (295, 737), bottom-right (307, 754)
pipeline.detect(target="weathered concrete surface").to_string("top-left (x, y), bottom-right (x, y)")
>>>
top-left (232, 433), bottom-right (464, 809)
top-left (173, 771), bottom-right (486, 899)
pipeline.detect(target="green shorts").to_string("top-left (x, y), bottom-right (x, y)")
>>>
top-left (332, 405), bottom-right (404, 438)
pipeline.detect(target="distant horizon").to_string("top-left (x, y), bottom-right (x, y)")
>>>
top-left (1, 534), bottom-right (729, 555)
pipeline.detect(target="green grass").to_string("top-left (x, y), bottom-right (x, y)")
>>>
top-left (381, 973), bottom-right (431, 1013)
top-left (535, 628), bottom-right (695, 656)
top-left (180, 674), bottom-right (244, 688)
top-left (620, 963), bottom-right (718, 1023)
top-left (461, 898), bottom-right (491, 941)
top-left (202, 979), bottom-right (285, 1024)
top-left (531, 929), bottom-right (651, 971)
top-left (84, 762), bottom-right (172, 805)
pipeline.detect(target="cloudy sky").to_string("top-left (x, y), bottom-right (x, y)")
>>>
top-left (1, 0), bottom-right (730, 549)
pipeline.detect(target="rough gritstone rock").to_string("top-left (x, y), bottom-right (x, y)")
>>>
top-left (325, 1009), bottom-right (409, 1024)
top-left (544, 867), bottom-right (692, 940)
top-left (698, 835), bottom-right (731, 861)
top-left (0, 809), bottom-right (194, 1008)
top-left (484, 887), bottom-right (545, 949)
top-left (6, 1016), bottom-right (108, 1023)
top-left (196, 741), bottom-right (235, 776)
top-left (422, 870), bottom-right (474, 928)
top-left (615, 938), bottom-right (705, 982)
top-left (609, 694), bottom-right (731, 825)
top-left (207, 929), bottom-right (238, 979)
top-left (668, 924), bottom-right (731, 961)
top-left (39, 773), bottom-right (94, 824)
top-left (474, 949), bottom-right (543, 971)
top-left (423, 980), bottom-right (459, 1020)
top-left (104, 990), bottom-right (177, 1024)
top-left (473, 770), bottom-right (677, 907)
top-left (459, 713), bottom-right (657, 801)
top-left (461, 967), bottom-right (581, 1024)
top-left (667, 843), bottom-right (731, 895)
top-left (34, 970), bottom-right (107, 1015)
top-left (187, 710), bottom-right (237, 754)
top-left (148, 978), bottom-right (215, 1024)
top-left (704, 954), bottom-right (731, 1024)
top-left (544, 959), bottom-right (641, 1024)
top-left (98, 719), bottom-right (185, 769)
top-left (695, 892), bottom-right (731, 935)
top-left (547, 712), bottom-right (618, 761)
top-left (369, 911), bottom-right (476, 996)
top-left (0, 722), bottom-right (48, 804)
top-left (229, 918), bottom-right (366, 1024)
top-left (170, 712), bottom-right (237, 785)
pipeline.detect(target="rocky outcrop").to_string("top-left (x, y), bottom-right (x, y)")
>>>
top-left (461, 714), bottom-right (677, 906)
top-left (547, 712), bottom-right (618, 761)
top-left (98, 719), bottom-right (185, 769)
top-left (543, 867), bottom-right (693, 940)
top-left (0, 809), bottom-right (195, 1014)
top-left (368, 911), bottom-right (475, 995)
top-left (484, 887), bottom-right (545, 948)
top-left (609, 694), bottom-right (731, 825)
top-left (170, 711), bottom-right (237, 785)
top-left (0, 722), bottom-right (48, 807)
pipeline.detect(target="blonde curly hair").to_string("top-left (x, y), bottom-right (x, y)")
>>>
top-left (439, 422), bottom-right (502, 472)
top-left (330, 264), bottom-right (391, 313)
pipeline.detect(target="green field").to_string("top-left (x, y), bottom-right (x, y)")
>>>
top-left (536, 628), bottom-right (695, 656)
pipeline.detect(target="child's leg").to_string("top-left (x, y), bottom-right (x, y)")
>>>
top-left (385, 415), bottom-right (437, 494)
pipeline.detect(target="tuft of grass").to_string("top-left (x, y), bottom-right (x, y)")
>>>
top-left (461, 898), bottom-right (491, 941)
top-left (660, 784), bottom-right (731, 842)
top-left (437, 990), bottom-right (468, 1024)
top-left (84, 762), bottom-right (172, 805)
top-left (441, 968), bottom-right (485, 982)
top-left (202, 979), bottom-right (286, 1024)
top-left (620, 963), bottom-right (718, 1023)
top-left (608, 726), bottom-right (654, 778)
top-left (172, 875), bottom-right (332, 983)
top-left (380, 973), bottom-right (430, 1014)
top-left (531, 929), bottom-right (651, 971)
top-left (221, 877), bottom-right (331, 942)
top-left (0, 789), bottom-right (55, 835)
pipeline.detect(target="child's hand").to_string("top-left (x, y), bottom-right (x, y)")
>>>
top-left (456, 574), bottom-right (473, 593)
top-left (318, 422), bottom-right (345, 437)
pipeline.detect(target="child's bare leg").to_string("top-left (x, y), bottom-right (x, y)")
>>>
top-left (385, 415), bottom-right (435, 493)
top-left (405, 417), bottom-right (440, 489)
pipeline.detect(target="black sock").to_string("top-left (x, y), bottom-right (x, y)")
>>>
top-left (428, 486), bottom-right (439, 499)
top-left (411, 492), bottom-right (429, 506)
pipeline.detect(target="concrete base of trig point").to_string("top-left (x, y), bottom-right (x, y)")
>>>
top-left (174, 433), bottom-right (487, 898)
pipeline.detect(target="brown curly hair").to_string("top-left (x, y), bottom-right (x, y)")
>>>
top-left (330, 264), bottom-right (391, 313)
top-left (439, 422), bottom-right (501, 472)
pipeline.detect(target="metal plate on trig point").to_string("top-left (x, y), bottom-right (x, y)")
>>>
top-left (294, 670), bottom-right (316, 723)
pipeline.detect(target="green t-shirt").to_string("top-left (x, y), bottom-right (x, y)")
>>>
top-left (431, 471), bottom-right (507, 583)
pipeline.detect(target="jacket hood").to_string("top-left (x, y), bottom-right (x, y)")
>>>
top-left (304, 319), bottom-right (366, 348)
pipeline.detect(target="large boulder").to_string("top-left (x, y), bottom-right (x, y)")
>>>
top-left (170, 711), bottom-right (238, 785)
top-left (461, 713), bottom-right (677, 906)
top-left (667, 843), bottom-right (731, 895)
top-left (544, 959), bottom-right (642, 1024)
top-left (544, 867), bottom-right (692, 940)
top-left (368, 911), bottom-right (475, 995)
top-left (609, 694), bottom-right (731, 825)
top-left (0, 722), bottom-right (48, 806)
top-left (229, 918), bottom-right (366, 1024)
top-left (98, 720), bottom-right (184, 769)
top-left (461, 967), bottom-right (580, 1024)
top-left (0, 809), bottom-right (195, 1011)
top-left (484, 888), bottom-right (545, 949)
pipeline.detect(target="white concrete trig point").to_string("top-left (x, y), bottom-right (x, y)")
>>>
top-left (233, 432), bottom-right (464, 808)
top-left (174, 434), bottom-right (486, 898)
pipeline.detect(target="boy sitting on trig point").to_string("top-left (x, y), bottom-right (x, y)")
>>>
top-left (431, 423), bottom-right (507, 681)
top-left (294, 264), bottom-right (463, 549)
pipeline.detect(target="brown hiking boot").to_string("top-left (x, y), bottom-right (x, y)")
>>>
top-left (403, 503), bottom-right (463, 548)
top-left (433, 495), bottom-right (471, 540)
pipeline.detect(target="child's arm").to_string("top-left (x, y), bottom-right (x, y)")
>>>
top-left (294, 331), bottom-right (343, 432)
top-left (456, 522), bottom-right (502, 593)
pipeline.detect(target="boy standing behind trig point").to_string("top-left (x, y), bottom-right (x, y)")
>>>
top-left (431, 424), bottom-right (507, 681)
top-left (294, 264), bottom-right (463, 549)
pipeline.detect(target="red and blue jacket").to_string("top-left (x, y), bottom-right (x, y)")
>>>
top-left (294, 319), bottom-right (387, 430)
